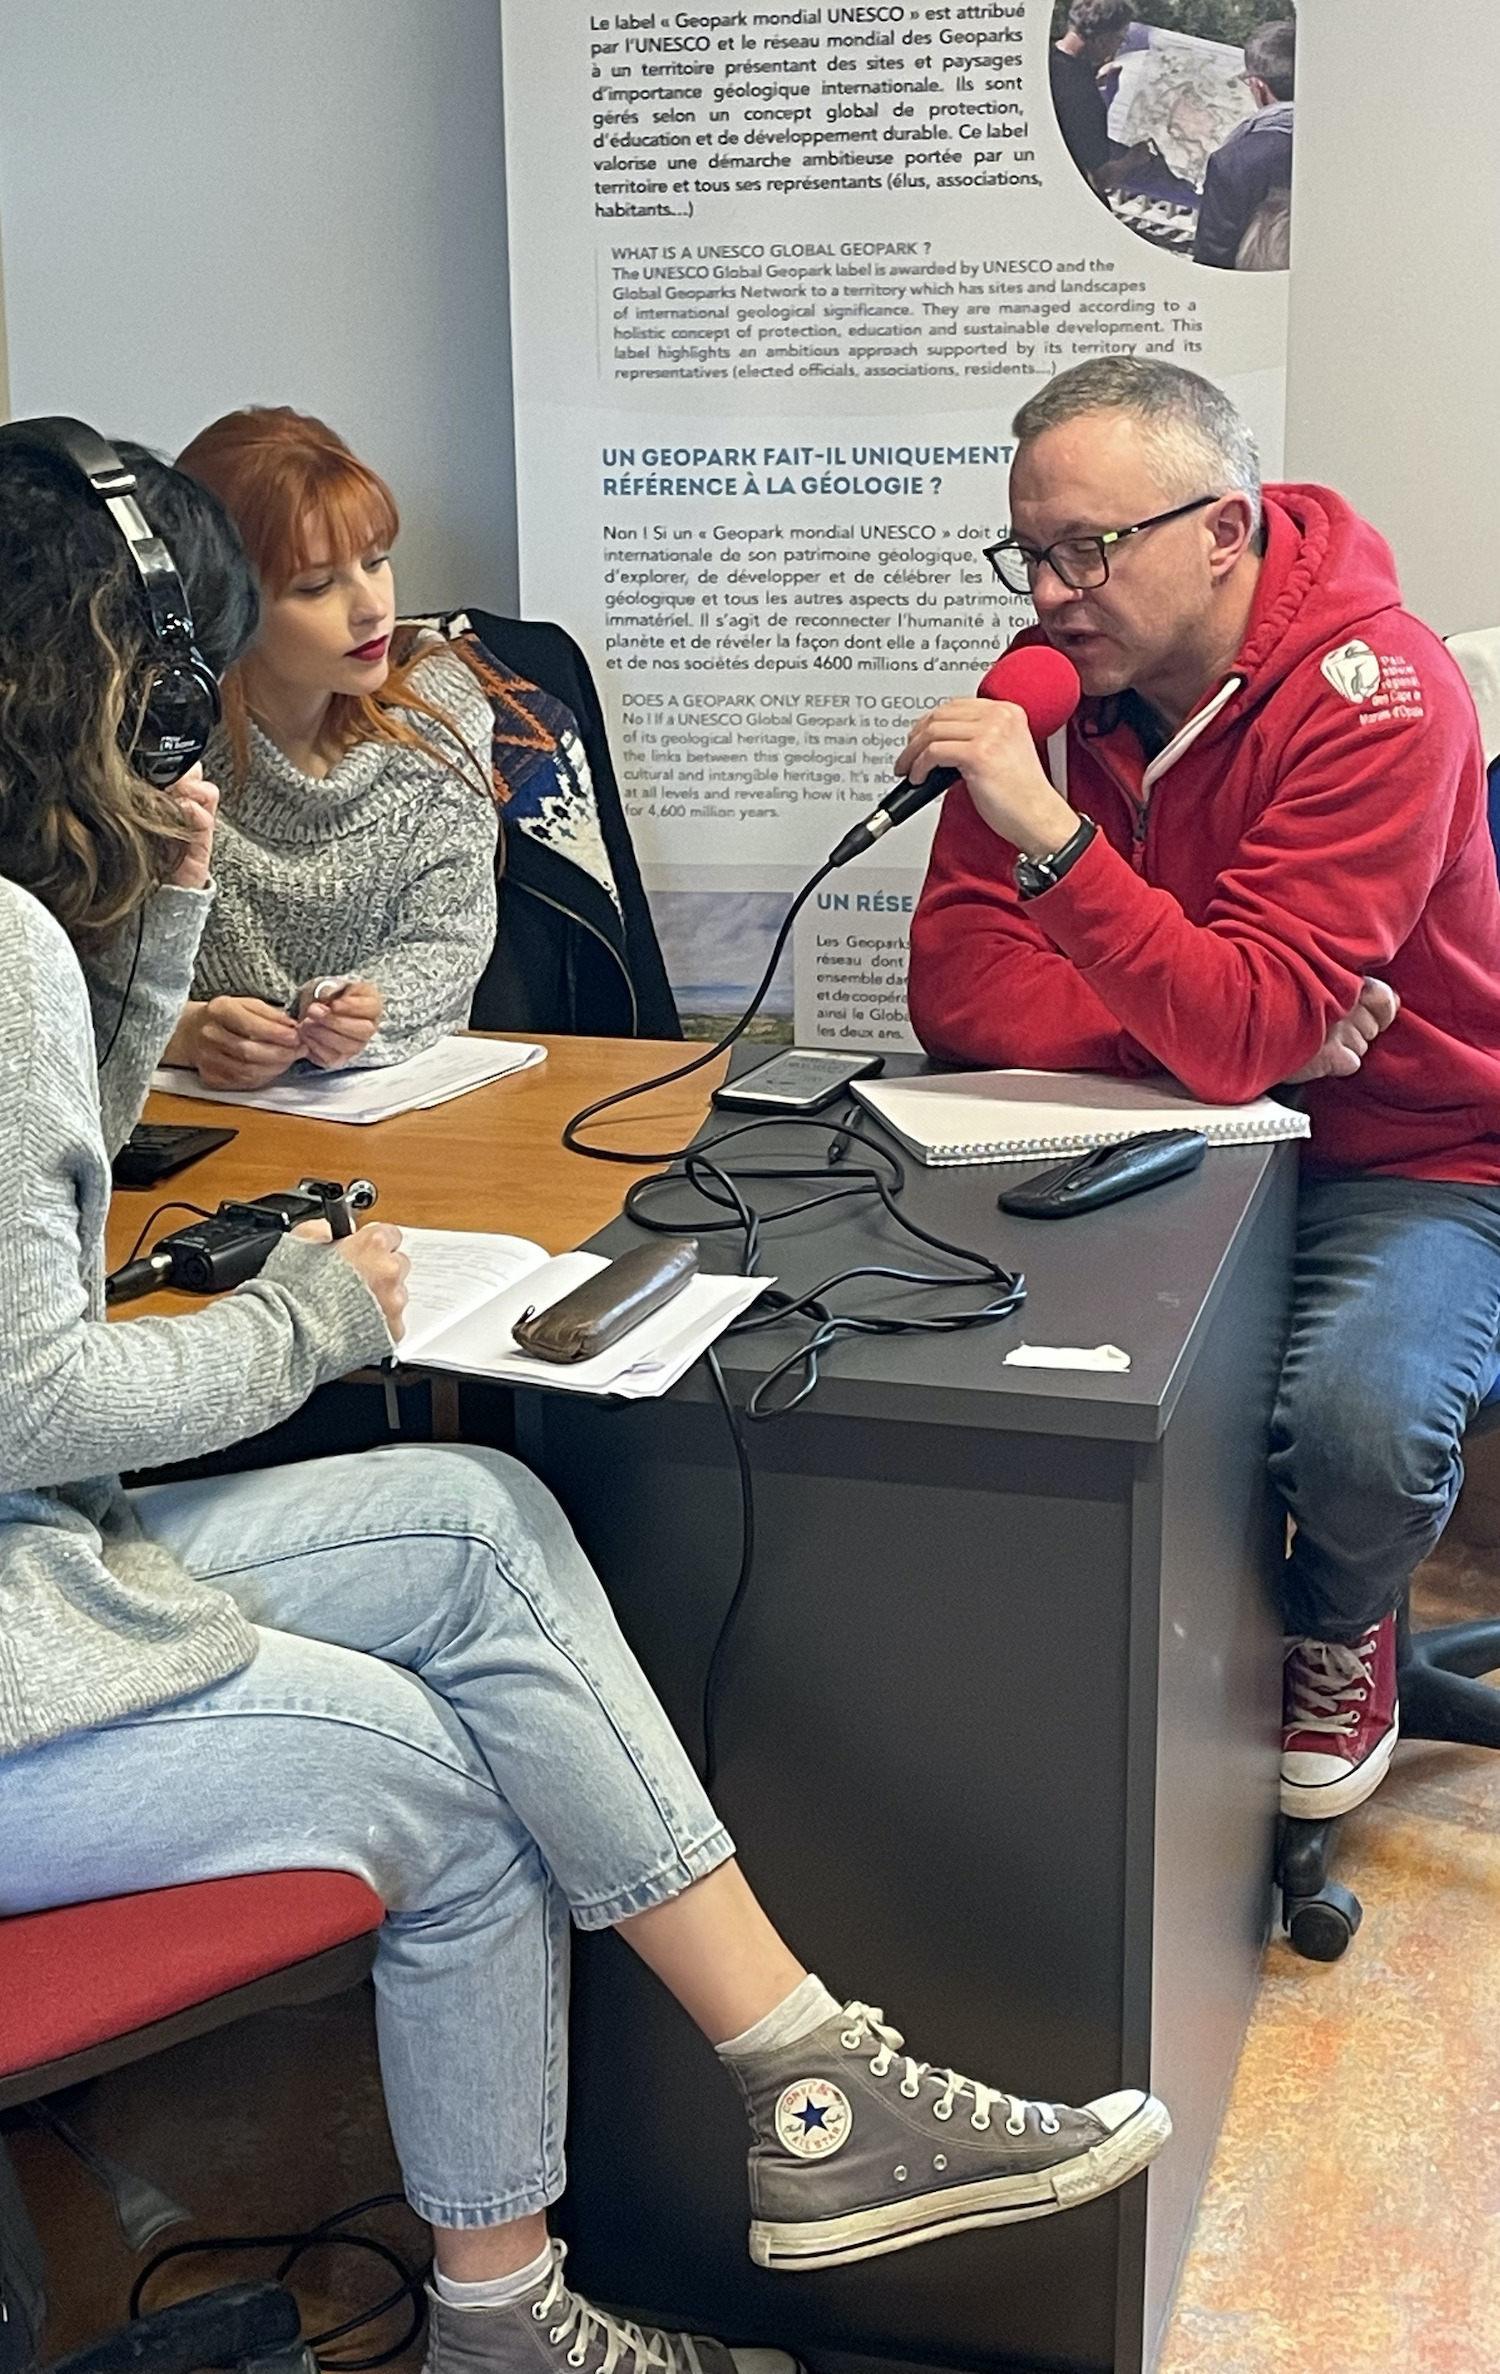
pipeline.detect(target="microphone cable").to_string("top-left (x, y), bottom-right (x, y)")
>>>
top-left (623, 1106), bottom-right (1024, 1418)
top-left (632, 1107), bottom-right (1026, 1789)
top-left (561, 858), bottom-right (835, 1163)
top-left (559, 642), bottom-right (1080, 1166)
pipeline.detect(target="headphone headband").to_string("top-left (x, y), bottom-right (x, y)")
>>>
top-left (0, 414), bottom-right (221, 786)
top-left (1, 417), bottom-right (197, 648)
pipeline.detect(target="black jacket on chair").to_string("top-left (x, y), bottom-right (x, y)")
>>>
top-left (460, 611), bottom-right (681, 1040)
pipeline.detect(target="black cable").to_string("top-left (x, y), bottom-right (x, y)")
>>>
top-left (702, 1348), bottom-right (754, 1792)
top-left (623, 1110), bottom-right (1025, 1418)
top-left (96, 907), bottom-right (146, 1075)
top-left (660, 1114), bottom-right (1024, 1774)
top-left (123, 1199), bottom-right (214, 1265)
top-left (129, 2194), bottom-right (426, 2371)
top-left (561, 860), bottom-right (836, 1163)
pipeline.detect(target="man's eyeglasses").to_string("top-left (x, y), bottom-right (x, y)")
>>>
top-left (983, 493), bottom-right (1224, 596)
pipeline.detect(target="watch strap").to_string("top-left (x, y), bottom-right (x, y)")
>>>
top-left (1015, 813), bottom-right (1098, 900)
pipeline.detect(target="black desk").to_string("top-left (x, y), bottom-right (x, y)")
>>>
top-left (518, 1118), bottom-right (1297, 2374)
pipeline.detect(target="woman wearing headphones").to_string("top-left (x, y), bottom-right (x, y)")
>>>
top-left (0, 427), bottom-right (1165, 2374)
top-left (161, 406), bottom-right (497, 1088)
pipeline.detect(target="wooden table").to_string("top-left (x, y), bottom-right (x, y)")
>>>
top-left (107, 1035), bottom-right (725, 1314)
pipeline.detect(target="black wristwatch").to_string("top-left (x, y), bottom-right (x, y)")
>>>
top-left (1014, 814), bottom-right (1098, 901)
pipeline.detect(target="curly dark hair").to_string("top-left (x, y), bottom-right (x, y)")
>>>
top-left (0, 438), bottom-right (258, 942)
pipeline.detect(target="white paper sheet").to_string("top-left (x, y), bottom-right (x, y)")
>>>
top-left (151, 1034), bottom-right (545, 1123)
top-left (409, 1256), bottom-right (772, 1397)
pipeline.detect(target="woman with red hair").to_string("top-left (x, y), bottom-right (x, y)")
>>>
top-left (165, 407), bottom-right (497, 1087)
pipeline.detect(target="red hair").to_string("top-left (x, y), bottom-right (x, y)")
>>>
top-left (175, 406), bottom-right (490, 793)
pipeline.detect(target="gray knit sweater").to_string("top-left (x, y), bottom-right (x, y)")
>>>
top-left (192, 645), bottom-right (499, 1066)
top-left (0, 874), bottom-right (395, 1760)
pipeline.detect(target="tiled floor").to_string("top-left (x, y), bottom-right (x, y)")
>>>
top-left (1158, 1448), bottom-right (1500, 2374)
top-left (18, 1449), bottom-right (1500, 2373)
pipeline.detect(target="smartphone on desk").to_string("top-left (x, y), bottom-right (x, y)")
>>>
top-left (712, 1048), bottom-right (883, 1115)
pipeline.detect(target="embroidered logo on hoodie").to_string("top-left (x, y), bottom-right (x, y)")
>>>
top-left (1321, 640), bottom-right (1382, 702)
top-left (1320, 638), bottom-right (1426, 728)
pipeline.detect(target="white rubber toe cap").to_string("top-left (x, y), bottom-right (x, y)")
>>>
top-left (1085, 2087), bottom-right (1150, 2131)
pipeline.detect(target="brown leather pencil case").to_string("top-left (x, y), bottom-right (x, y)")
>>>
top-left (511, 1238), bottom-right (699, 1364)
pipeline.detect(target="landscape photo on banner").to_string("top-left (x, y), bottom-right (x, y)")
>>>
top-left (502, 0), bottom-right (1290, 1046)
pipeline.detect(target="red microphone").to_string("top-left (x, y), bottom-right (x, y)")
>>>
top-left (827, 643), bottom-right (1081, 868)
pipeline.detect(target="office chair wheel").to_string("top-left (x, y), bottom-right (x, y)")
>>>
top-left (1284, 1879), bottom-right (1362, 1962)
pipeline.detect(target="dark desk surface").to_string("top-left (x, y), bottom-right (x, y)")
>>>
top-left (110, 1037), bottom-right (1293, 1445)
top-left (596, 1096), bottom-right (1292, 1444)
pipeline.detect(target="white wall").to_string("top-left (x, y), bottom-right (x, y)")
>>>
top-left (0, 0), bottom-right (517, 614)
top-left (1285, 0), bottom-right (1500, 637)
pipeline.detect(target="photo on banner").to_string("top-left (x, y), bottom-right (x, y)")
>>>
top-left (501, 0), bottom-right (1291, 1044)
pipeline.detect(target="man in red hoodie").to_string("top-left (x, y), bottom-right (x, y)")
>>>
top-left (904, 356), bottom-right (1500, 1821)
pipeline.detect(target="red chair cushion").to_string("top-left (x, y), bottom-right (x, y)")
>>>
top-left (0, 1871), bottom-right (385, 2078)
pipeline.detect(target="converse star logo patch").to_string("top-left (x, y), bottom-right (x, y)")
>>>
top-left (1321, 640), bottom-right (1382, 703)
top-left (774, 2077), bottom-right (852, 2159)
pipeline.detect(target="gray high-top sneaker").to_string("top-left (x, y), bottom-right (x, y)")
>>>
top-left (725, 2000), bottom-right (1171, 2271)
top-left (423, 2240), bottom-right (799, 2374)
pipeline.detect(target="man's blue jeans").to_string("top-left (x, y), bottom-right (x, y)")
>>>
top-left (0, 1444), bottom-right (733, 2230)
top-left (1270, 1177), bottom-right (1500, 1643)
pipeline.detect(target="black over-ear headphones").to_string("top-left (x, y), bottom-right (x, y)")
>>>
top-left (0, 416), bottom-right (222, 787)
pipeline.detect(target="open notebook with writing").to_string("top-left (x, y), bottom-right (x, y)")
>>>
top-left (853, 1068), bottom-right (1310, 1166)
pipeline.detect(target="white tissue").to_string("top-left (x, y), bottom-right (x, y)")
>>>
top-left (1003, 1343), bottom-right (1131, 1372)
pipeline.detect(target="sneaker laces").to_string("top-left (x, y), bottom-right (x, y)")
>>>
top-left (836, 2001), bottom-right (1061, 2139)
top-left (1284, 1635), bottom-right (1376, 1738)
top-left (528, 2242), bottom-right (708, 2374)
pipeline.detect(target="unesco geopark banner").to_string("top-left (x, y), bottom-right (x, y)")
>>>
top-left (501, 0), bottom-right (1290, 1044)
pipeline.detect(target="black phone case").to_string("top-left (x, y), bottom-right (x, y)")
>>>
top-left (997, 1129), bottom-right (1207, 1218)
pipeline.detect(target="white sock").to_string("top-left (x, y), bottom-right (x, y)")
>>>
top-left (715, 1973), bottom-right (842, 2060)
top-left (432, 2242), bottom-right (553, 2311)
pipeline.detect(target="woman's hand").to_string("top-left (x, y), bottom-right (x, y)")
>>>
top-left (188, 995), bottom-right (303, 1089)
top-left (164, 765), bottom-right (220, 892)
top-left (292, 1216), bottom-right (409, 1338)
top-left (296, 978), bottom-right (384, 1070)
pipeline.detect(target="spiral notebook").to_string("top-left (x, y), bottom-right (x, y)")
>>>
top-left (853, 1068), bottom-right (1310, 1167)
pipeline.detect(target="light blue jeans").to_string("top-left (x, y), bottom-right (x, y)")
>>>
top-left (0, 1445), bottom-right (734, 2229)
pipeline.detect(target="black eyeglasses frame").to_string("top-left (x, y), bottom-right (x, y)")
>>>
top-left (983, 492), bottom-right (1225, 596)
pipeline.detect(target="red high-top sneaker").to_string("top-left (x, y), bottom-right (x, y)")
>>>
top-left (1281, 1614), bottom-right (1399, 1819)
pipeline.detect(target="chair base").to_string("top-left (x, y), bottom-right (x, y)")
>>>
top-left (1277, 1619), bottom-right (1500, 1960)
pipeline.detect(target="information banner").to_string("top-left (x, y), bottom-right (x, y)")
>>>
top-left (501, 0), bottom-right (1289, 1044)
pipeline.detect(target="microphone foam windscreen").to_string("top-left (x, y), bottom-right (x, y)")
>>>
top-left (976, 645), bottom-right (1081, 741)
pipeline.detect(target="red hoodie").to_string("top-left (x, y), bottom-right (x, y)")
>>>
top-left (907, 483), bottom-right (1500, 1182)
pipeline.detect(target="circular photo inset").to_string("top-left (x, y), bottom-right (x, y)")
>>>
top-left (1048, 3), bottom-right (1293, 266)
